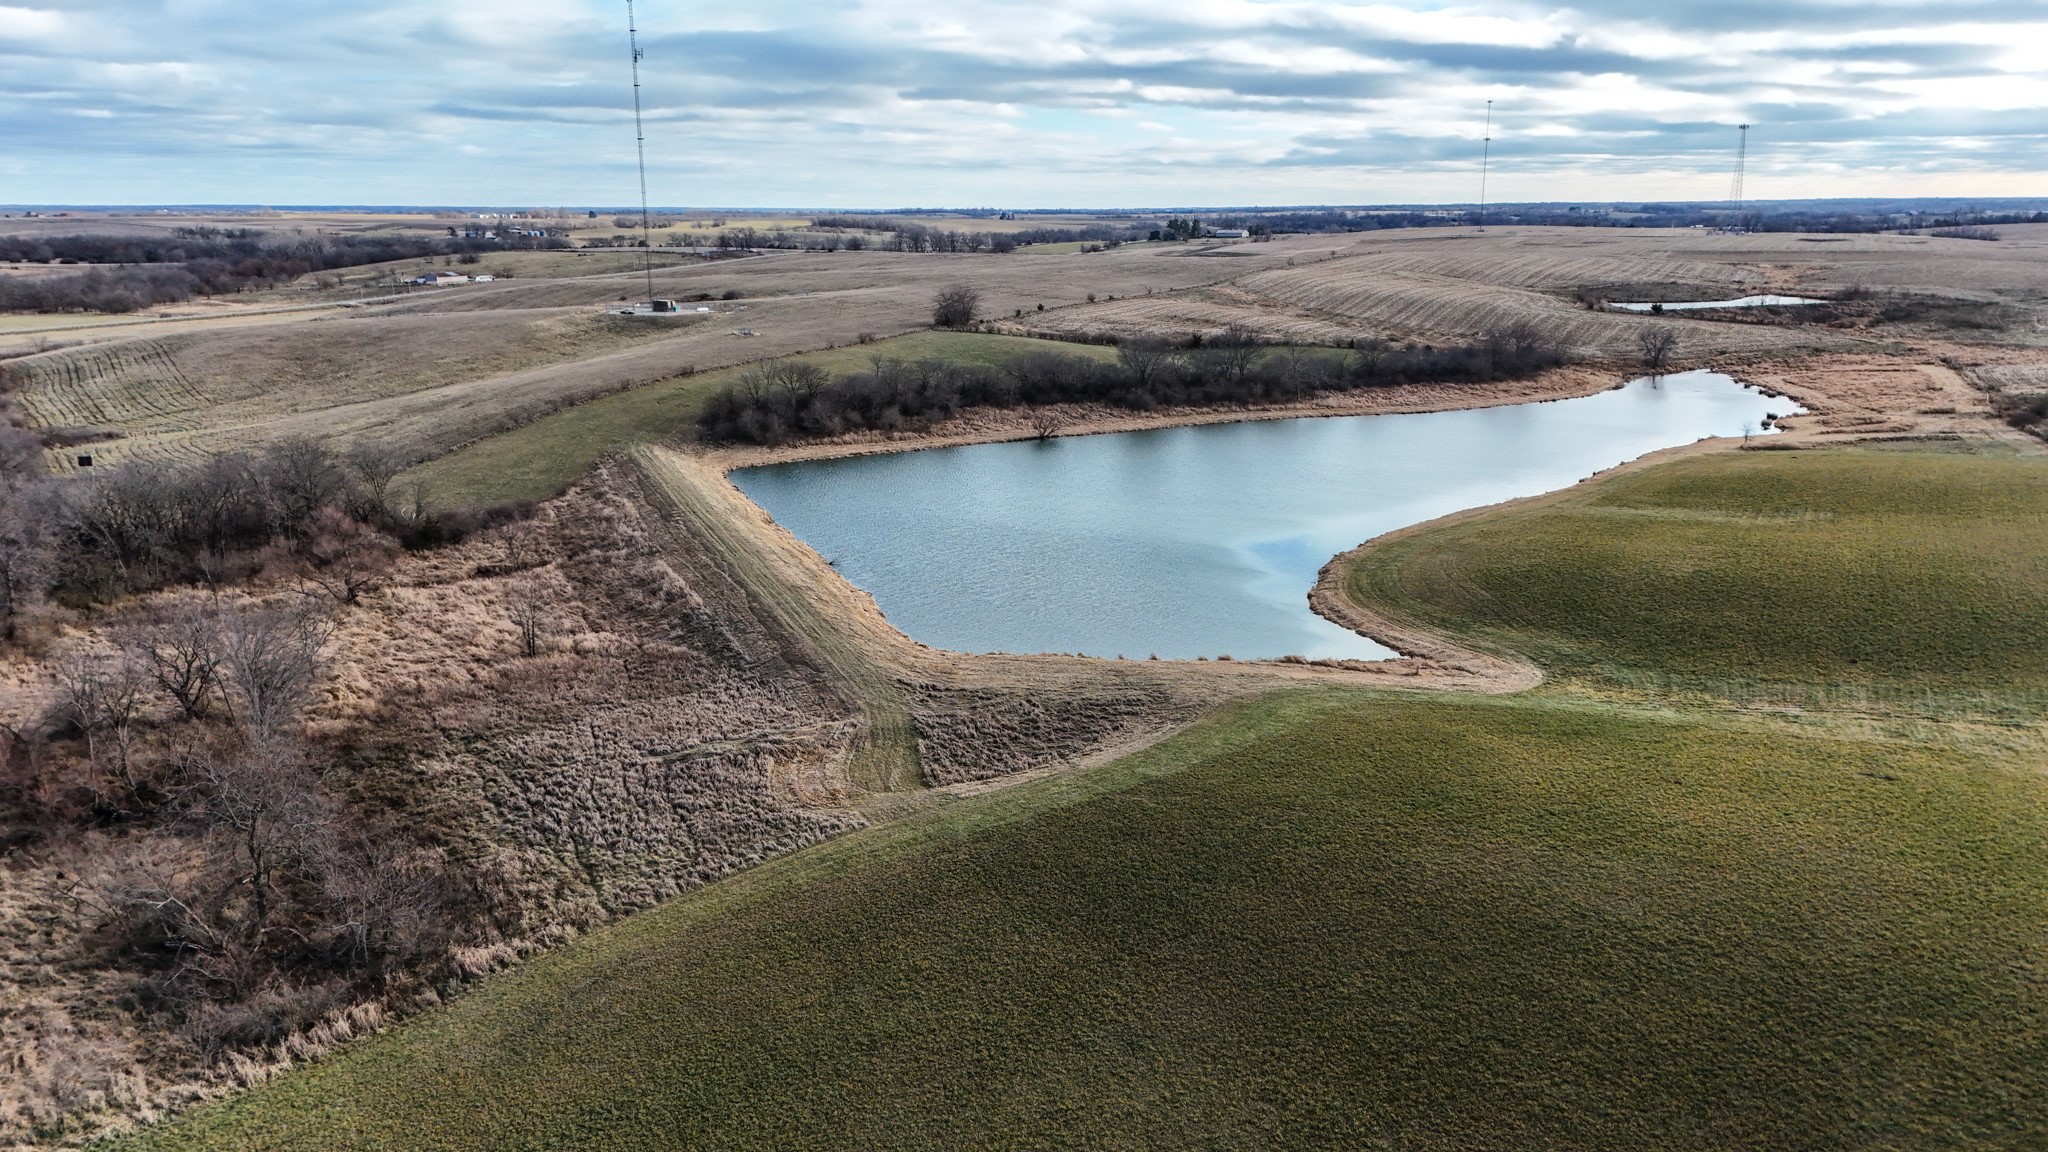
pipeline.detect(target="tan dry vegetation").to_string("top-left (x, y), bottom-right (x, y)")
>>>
top-left (315, 468), bottom-right (874, 925)
top-left (1001, 227), bottom-right (2048, 359)
top-left (7, 239), bottom-right (1339, 472)
top-left (11, 310), bottom-right (701, 469)
top-left (382, 238), bottom-right (1333, 317)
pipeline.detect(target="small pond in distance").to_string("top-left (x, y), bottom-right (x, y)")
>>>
top-left (1613, 294), bottom-right (1824, 312)
top-left (732, 371), bottom-right (1800, 661)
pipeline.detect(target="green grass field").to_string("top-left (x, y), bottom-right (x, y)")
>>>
top-left (403, 331), bottom-right (1116, 508)
top-left (122, 689), bottom-right (2048, 1151)
top-left (1345, 444), bottom-right (2048, 714)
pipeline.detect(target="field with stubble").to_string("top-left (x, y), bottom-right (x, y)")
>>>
top-left (1006, 226), bottom-right (2048, 357)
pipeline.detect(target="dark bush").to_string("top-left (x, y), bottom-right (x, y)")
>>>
top-left (0, 231), bottom-right (537, 314)
top-left (933, 285), bottom-right (980, 329)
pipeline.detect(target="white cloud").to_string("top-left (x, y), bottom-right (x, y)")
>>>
top-left (0, 1), bottom-right (2042, 205)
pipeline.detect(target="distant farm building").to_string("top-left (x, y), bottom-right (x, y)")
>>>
top-left (413, 272), bottom-right (471, 286)
top-left (1210, 228), bottom-right (1249, 239)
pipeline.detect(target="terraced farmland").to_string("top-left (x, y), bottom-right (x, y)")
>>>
top-left (1016, 226), bottom-right (2048, 357)
top-left (10, 309), bottom-right (703, 466)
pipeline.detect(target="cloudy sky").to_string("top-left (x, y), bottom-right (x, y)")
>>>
top-left (1, 1), bottom-right (2042, 208)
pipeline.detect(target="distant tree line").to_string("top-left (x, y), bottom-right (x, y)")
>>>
top-left (697, 325), bottom-right (1566, 446)
top-left (0, 231), bottom-right (556, 314)
top-left (808, 217), bottom-right (1145, 253)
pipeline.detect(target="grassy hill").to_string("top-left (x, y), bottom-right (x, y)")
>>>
top-left (1344, 444), bottom-right (2048, 715)
top-left (113, 441), bottom-right (2048, 1150)
top-left (120, 686), bottom-right (2048, 1151)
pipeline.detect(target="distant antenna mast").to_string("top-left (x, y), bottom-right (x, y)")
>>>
top-left (627, 0), bottom-right (655, 301)
top-left (1477, 99), bottom-right (1493, 231)
top-left (1728, 123), bottom-right (1751, 226)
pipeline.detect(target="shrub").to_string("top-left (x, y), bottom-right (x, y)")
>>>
top-left (932, 285), bottom-right (980, 329)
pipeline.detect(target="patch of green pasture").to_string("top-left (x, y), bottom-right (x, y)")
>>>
top-left (121, 687), bottom-right (2048, 1151)
top-left (402, 330), bottom-right (1115, 509)
top-left (1345, 445), bottom-right (2048, 714)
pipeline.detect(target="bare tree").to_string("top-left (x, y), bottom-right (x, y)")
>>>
top-left (0, 421), bottom-right (40, 482)
top-left (219, 602), bottom-right (332, 739)
top-left (195, 738), bottom-right (340, 975)
top-left (507, 574), bottom-right (553, 657)
top-left (178, 452), bottom-right (263, 575)
top-left (342, 442), bottom-right (406, 522)
top-left (1030, 409), bottom-right (1068, 441)
top-left (258, 438), bottom-right (347, 539)
top-left (301, 508), bottom-right (399, 605)
top-left (1197, 324), bottom-right (1264, 385)
top-left (67, 463), bottom-right (182, 592)
top-left (932, 284), bottom-right (980, 329)
top-left (1638, 327), bottom-right (1680, 371)
top-left (119, 602), bottom-right (226, 721)
top-left (50, 647), bottom-right (151, 810)
top-left (764, 360), bottom-right (831, 404)
top-left (1117, 337), bottom-right (1177, 391)
top-left (314, 826), bottom-right (461, 972)
top-left (735, 364), bottom-right (777, 406)
top-left (498, 520), bottom-right (543, 571)
top-left (0, 477), bottom-right (52, 642)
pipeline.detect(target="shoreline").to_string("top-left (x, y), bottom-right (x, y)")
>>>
top-left (676, 361), bottom-right (1722, 687)
top-left (672, 348), bottom-right (2022, 683)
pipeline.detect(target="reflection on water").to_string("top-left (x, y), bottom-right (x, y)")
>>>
top-left (732, 371), bottom-right (1801, 661)
top-left (1613, 295), bottom-right (1824, 312)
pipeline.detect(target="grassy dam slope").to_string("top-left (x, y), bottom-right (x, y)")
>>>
top-left (122, 443), bottom-right (2048, 1151)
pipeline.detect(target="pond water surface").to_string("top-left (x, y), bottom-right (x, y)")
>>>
top-left (732, 371), bottom-right (1798, 662)
top-left (1613, 294), bottom-right (1824, 312)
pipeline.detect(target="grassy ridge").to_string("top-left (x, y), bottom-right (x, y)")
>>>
top-left (404, 331), bottom-right (1116, 509)
top-left (123, 689), bottom-right (2048, 1151)
top-left (1345, 445), bottom-right (2048, 711)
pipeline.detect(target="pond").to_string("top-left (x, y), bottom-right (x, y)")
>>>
top-left (1613, 294), bottom-right (1825, 313)
top-left (731, 371), bottom-right (1799, 662)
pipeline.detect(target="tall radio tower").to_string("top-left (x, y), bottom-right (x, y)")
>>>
top-left (626, 0), bottom-right (655, 302)
top-left (1477, 99), bottom-right (1493, 231)
top-left (1727, 123), bottom-right (1751, 229)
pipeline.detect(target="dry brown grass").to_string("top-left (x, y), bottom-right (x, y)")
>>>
top-left (7, 240), bottom-right (1338, 472)
top-left (10, 310), bottom-right (705, 469)
top-left (1001, 227), bottom-right (2048, 359)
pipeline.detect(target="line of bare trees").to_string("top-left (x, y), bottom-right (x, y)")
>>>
top-left (698, 323), bottom-right (1569, 446)
top-left (0, 427), bottom-right (531, 644)
top-left (0, 231), bottom-right (528, 314)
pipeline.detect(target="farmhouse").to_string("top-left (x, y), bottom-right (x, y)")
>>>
top-left (413, 271), bottom-right (471, 286)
